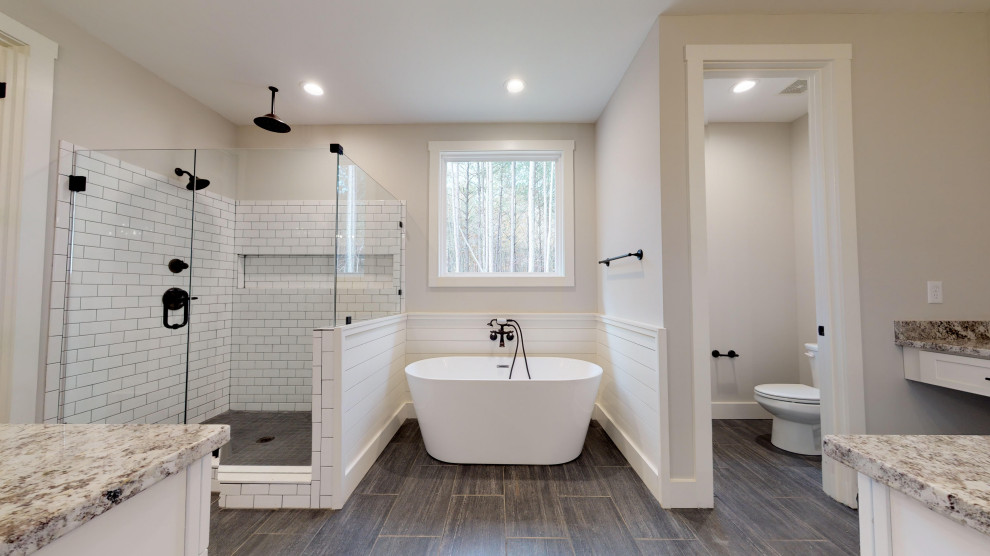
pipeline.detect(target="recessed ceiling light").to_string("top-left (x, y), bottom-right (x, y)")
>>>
top-left (732, 79), bottom-right (757, 94)
top-left (302, 82), bottom-right (324, 96)
top-left (505, 78), bottom-right (525, 94)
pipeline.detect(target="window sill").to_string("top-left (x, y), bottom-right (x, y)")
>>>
top-left (429, 274), bottom-right (574, 288)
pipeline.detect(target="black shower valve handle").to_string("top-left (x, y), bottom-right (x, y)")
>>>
top-left (162, 287), bottom-right (190, 330)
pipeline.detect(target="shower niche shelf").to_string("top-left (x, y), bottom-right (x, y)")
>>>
top-left (236, 253), bottom-right (398, 290)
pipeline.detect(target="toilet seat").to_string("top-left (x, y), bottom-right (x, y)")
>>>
top-left (754, 384), bottom-right (820, 404)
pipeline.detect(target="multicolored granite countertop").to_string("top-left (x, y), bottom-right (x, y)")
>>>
top-left (894, 320), bottom-right (990, 359)
top-left (0, 424), bottom-right (229, 555)
top-left (824, 434), bottom-right (990, 535)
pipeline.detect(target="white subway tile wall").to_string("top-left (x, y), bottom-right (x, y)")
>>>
top-left (45, 145), bottom-right (405, 424)
top-left (229, 201), bottom-right (403, 411)
top-left (46, 146), bottom-right (231, 425)
top-left (230, 289), bottom-right (332, 411)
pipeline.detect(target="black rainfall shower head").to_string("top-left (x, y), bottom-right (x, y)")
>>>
top-left (254, 85), bottom-right (291, 133)
top-left (174, 168), bottom-right (211, 190)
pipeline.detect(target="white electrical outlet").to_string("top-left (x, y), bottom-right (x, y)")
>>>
top-left (927, 281), bottom-right (943, 304)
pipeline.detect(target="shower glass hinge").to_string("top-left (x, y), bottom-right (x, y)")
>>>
top-left (398, 289), bottom-right (403, 296)
top-left (398, 221), bottom-right (403, 228)
top-left (329, 143), bottom-right (344, 155)
top-left (68, 175), bottom-right (86, 192)
top-left (0, 82), bottom-right (6, 99)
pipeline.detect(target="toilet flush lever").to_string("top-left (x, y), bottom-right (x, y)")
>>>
top-left (712, 350), bottom-right (739, 358)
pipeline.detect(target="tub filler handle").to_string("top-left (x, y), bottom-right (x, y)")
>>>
top-left (487, 318), bottom-right (531, 379)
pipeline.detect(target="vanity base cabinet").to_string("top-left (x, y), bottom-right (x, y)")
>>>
top-left (858, 473), bottom-right (989, 556)
top-left (36, 455), bottom-right (212, 556)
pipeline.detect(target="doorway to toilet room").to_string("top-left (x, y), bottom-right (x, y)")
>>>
top-left (705, 73), bottom-right (827, 462)
top-left (686, 45), bottom-right (867, 509)
top-left (704, 78), bottom-right (817, 428)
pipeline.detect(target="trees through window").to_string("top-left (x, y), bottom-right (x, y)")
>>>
top-left (443, 157), bottom-right (557, 274)
top-left (429, 140), bottom-right (574, 287)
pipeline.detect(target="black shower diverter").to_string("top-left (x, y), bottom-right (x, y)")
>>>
top-left (168, 258), bottom-right (189, 273)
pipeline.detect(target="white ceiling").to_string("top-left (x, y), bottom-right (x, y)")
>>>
top-left (704, 77), bottom-right (808, 123)
top-left (41, 0), bottom-right (990, 125)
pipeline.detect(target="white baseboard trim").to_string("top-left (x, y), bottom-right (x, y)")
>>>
top-left (592, 404), bottom-right (661, 500)
top-left (711, 401), bottom-right (772, 420)
top-left (338, 401), bottom-right (414, 507)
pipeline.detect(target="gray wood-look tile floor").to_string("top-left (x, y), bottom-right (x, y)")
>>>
top-left (209, 419), bottom-right (859, 555)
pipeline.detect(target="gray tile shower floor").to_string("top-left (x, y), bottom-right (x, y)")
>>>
top-left (209, 419), bottom-right (859, 555)
top-left (203, 411), bottom-right (311, 466)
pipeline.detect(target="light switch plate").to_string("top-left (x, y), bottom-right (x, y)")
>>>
top-left (927, 281), bottom-right (943, 304)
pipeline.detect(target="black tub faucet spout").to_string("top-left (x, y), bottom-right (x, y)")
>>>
top-left (487, 318), bottom-right (514, 347)
top-left (486, 318), bottom-right (530, 379)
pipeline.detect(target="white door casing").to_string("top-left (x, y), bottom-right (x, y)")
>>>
top-left (0, 11), bottom-right (57, 423)
top-left (0, 40), bottom-right (28, 422)
top-left (685, 44), bottom-right (865, 508)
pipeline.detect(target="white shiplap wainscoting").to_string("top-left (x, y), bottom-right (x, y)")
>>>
top-left (405, 313), bottom-right (599, 363)
top-left (306, 312), bottom-right (671, 510)
top-left (595, 315), bottom-right (666, 502)
top-left (312, 314), bottom-right (409, 509)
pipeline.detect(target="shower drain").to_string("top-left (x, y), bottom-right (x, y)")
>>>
top-left (256, 436), bottom-right (275, 444)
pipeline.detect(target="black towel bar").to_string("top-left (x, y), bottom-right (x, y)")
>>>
top-left (599, 249), bottom-right (643, 267)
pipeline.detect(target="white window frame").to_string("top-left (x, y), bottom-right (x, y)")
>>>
top-left (428, 140), bottom-right (575, 287)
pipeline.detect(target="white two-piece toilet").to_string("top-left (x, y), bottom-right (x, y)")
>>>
top-left (753, 343), bottom-right (821, 455)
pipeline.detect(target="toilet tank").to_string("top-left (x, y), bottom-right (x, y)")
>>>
top-left (804, 343), bottom-right (819, 388)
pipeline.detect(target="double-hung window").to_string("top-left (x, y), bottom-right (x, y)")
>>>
top-left (428, 140), bottom-right (575, 287)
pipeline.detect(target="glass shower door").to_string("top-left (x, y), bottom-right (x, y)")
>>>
top-left (334, 154), bottom-right (405, 326)
top-left (196, 147), bottom-right (340, 466)
top-left (54, 148), bottom-right (197, 424)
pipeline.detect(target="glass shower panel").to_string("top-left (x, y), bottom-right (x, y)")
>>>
top-left (57, 149), bottom-right (196, 424)
top-left (335, 154), bottom-right (405, 326)
top-left (196, 147), bottom-right (339, 466)
top-left (51, 145), bottom-right (401, 465)
top-left (182, 148), bottom-right (238, 424)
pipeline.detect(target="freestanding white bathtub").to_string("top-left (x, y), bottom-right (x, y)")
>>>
top-left (405, 356), bottom-right (603, 465)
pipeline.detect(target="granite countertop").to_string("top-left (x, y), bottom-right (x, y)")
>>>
top-left (824, 434), bottom-right (990, 535)
top-left (0, 424), bottom-right (229, 555)
top-left (894, 320), bottom-right (990, 359)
